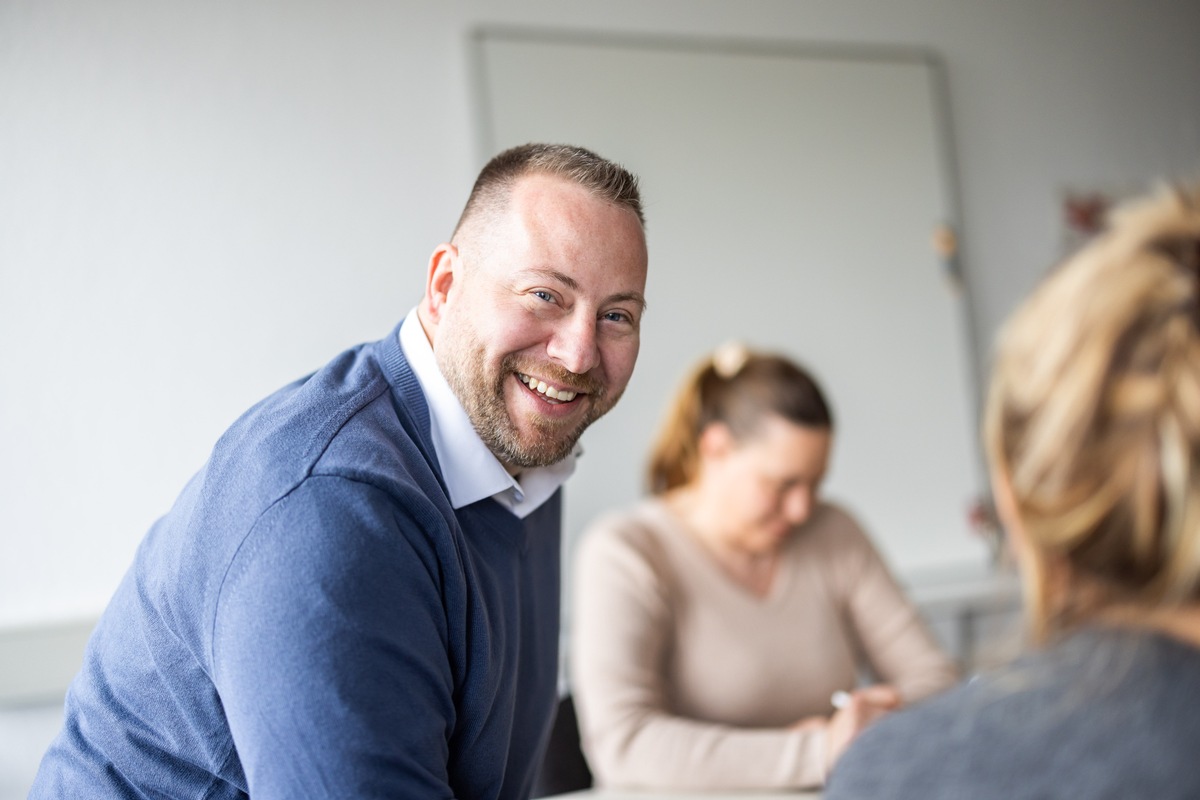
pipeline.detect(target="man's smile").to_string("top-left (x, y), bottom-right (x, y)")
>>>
top-left (517, 372), bottom-right (582, 403)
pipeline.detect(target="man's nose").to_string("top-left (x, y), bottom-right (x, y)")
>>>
top-left (547, 313), bottom-right (601, 376)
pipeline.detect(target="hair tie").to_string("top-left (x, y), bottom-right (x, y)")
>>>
top-left (712, 341), bottom-right (751, 379)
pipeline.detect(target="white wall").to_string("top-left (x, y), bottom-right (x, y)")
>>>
top-left (3, 0), bottom-right (1199, 631)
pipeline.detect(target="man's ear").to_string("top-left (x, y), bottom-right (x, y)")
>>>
top-left (421, 243), bottom-right (459, 325)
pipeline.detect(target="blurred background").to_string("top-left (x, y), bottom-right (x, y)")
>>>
top-left (2, 1), bottom-right (1199, 795)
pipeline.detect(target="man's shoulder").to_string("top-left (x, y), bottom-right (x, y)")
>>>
top-left (226, 340), bottom-right (396, 463)
top-left (218, 333), bottom-right (437, 488)
top-left (181, 334), bottom-right (451, 553)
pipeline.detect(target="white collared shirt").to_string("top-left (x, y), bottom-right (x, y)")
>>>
top-left (398, 307), bottom-right (578, 519)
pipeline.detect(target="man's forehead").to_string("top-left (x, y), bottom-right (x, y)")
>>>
top-left (458, 172), bottom-right (646, 293)
top-left (509, 173), bottom-right (591, 214)
top-left (509, 172), bottom-right (642, 227)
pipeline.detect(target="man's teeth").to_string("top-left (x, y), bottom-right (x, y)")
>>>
top-left (518, 373), bottom-right (578, 402)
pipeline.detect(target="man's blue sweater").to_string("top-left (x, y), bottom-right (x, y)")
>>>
top-left (31, 324), bottom-right (561, 799)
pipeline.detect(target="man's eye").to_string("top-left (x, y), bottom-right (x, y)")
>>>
top-left (532, 290), bottom-right (556, 303)
top-left (603, 310), bottom-right (631, 324)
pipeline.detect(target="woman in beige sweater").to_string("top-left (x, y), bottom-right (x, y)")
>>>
top-left (570, 347), bottom-right (957, 790)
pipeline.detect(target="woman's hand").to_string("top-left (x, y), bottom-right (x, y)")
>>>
top-left (824, 684), bottom-right (901, 772)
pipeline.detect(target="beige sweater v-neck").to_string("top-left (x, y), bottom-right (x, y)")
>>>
top-left (570, 499), bottom-right (957, 790)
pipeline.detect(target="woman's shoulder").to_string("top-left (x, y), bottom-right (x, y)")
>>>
top-left (580, 497), bottom-right (671, 541)
top-left (829, 629), bottom-right (1200, 799)
top-left (576, 498), bottom-right (680, 567)
top-left (826, 659), bottom-right (1048, 799)
top-left (807, 500), bottom-right (866, 531)
top-left (792, 500), bottom-right (876, 557)
top-left (824, 679), bottom-right (971, 798)
top-left (573, 499), bottom-right (692, 608)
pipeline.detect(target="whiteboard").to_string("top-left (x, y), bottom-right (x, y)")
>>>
top-left (472, 30), bottom-right (987, 576)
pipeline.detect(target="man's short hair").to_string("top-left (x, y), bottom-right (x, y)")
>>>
top-left (452, 143), bottom-right (644, 240)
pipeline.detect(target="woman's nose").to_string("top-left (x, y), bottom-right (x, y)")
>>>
top-left (783, 486), bottom-right (814, 525)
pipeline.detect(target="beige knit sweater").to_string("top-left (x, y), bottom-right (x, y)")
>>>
top-left (569, 498), bottom-right (957, 790)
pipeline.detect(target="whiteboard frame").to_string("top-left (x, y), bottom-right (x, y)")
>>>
top-left (467, 26), bottom-right (988, 578)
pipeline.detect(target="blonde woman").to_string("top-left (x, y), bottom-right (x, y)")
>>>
top-left (570, 348), bottom-right (957, 791)
top-left (827, 185), bottom-right (1200, 799)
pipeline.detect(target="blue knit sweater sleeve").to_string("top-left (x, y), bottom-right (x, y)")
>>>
top-left (29, 330), bottom-right (556, 800)
top-left (213, 474), bottom-right (460, 799)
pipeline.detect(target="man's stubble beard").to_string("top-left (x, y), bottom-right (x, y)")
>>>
top-left (436, 326), bottom-right (621, 469)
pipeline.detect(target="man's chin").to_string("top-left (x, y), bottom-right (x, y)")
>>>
top-left (501, 434), bottom-right (579, 470)
top-left (491, 391), bottom-right (615, 468)
top-left (492, 416), bottom-right (587, 469)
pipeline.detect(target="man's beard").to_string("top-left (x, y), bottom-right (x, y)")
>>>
top-left (437, 334), bottom-right (618, 469)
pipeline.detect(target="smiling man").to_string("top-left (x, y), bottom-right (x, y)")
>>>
top-left (31, 144), bottom-right (648, 800)
top-left (426, 162), bottom-right (646, 471)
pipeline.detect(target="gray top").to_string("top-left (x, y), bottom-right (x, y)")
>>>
top-left (827, 626), bottom-right (1200, 799)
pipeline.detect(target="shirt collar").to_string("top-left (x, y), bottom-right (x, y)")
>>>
top-left (398, 308), bottom-right (578, 518)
